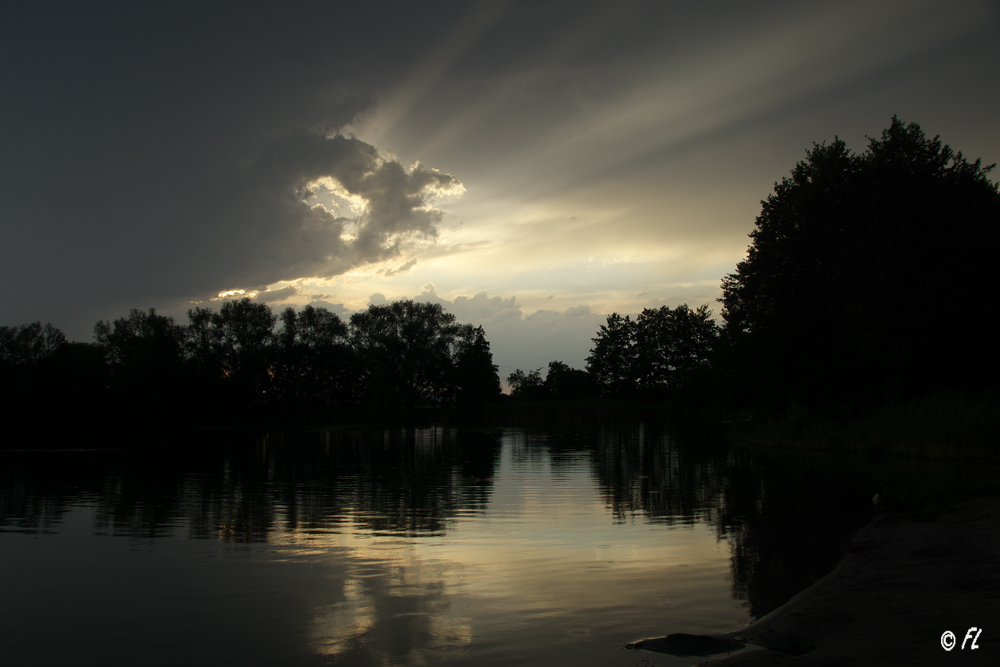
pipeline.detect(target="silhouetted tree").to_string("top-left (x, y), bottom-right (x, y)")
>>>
top-left (586, 306), bottom-right (718, 400)
top-left (211, 298), bottom-right (278, 404)
top-left (183, 306), bottom-right (225, 391)
top-left (507, 367), bottom-right (544, 400)
top-left (349, 300), bottom-right (460, 409)
top-left (635, 304), bottom-right (719, 397)
top-left (721, 117), bottom-right (1000, 413)
top-left (0, 321), bottom-right (66, 365)
top-left (543, 361), bottom-right (593, 400)
top-left (273, 304), bottom-right (353, 409)
top-left (94, 308), bottom-right (182, 368)
top-left (94, 308), bottom-right (186, 418)
top-left (1, 322), bottom-right (81, 427)
top-left (450, 325), bottom-right (501, 407)
top-left (586, 313), bottom-right (638, 398)
top-left (6, 296), bottom-right (506, 425)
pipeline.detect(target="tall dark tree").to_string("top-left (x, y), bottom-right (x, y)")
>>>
top-left (507, 368), bottom-right (544, 400)
top-left (183, 306), bottom-right (224, 391)
top-left (721, 117), bottom-right (1000, 412)
top-left (273, 304), bottom-right (352, 409)
top-left (635, 304), bottom-right (718, 397)
top-left (94, 308), bottom-right (186, 417)
top-left (94, 308), bottom-right (182, 368)
top-left (1, 322), bottom-right (81, 427)
top-left (349, 300), bottom-right (460, 409)
top-left (0, 321), bottom-right (66, 365)
top-left (451, 325), bottom-right (501, 407)
top-left (543, 361), bottom-right (592, 401)
top-left (586, 313), bottom-right (638, 398)
top-left (211, 298), bottom-right (278, 404)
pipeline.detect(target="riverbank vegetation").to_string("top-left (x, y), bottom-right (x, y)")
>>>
top-left (3, 117), bottom-right (998, 459)
top-left (2, 300), bottom-right (502, 429)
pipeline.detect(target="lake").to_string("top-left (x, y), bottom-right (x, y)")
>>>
top-left (1, 424), bottom-right (877, 666)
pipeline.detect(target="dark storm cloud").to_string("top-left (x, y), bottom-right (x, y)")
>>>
top-left (0, 1), bottom-right (477, 337)
top-left (0, 0), bottom-right (793, 337)
top-left (231, 129), bottom-right (462, 283)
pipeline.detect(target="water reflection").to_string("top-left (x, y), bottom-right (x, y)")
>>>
top-left (2, 427), bottom-right (502, 541)
top-left (0, 423), bottom-right (892, 666)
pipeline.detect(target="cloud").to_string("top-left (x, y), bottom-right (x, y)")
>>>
top-left (256, 285), bottom-right (299, 303)
top-left (449, 292), bottom-right (522, 324)
top-left (386, 286), bottom-right (607, 374)
top-left (239, 131), bottom-right (464, 281)
top-left (0, 3), bottom-right (472, 339)
top-left (382, 257), bottom-right (418, 277)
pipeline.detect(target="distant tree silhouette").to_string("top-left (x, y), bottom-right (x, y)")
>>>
top-left (721, 117), bottom-right (1000, 413)
top-left (635, 305), bottom-right (719, 397)
top-left (507, 367), bottom-right (545, 400)
top-left (213, 297), bottom-right (278, 404)
top-left (586, 313), bottom-right (638, 398)
top-left (94, 308), bottom-right (186, 418)
top-left (6, 296), bottom-right (504, 427)
top-left (183, 306), bottom-right (225, 394)
top-left (586, 306), bottom-right (718, 400)
top-left (543, 361), bottom-right (593, 400)
top-left (0, 321), bottom-right (66, 365)
top-left (350, 300), bottom-right (462, 409)
top-left (273, 304), bottom-right (352, 409)
top-left (94, 308), bottom-right (182, 368)
top-left (450, 325), bottom-right (502, 407)
top-left (1, 322), bottom-right (82, 427)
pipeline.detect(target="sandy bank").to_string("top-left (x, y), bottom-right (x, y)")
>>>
top-left (630, 496), bottom-right (1000, 666)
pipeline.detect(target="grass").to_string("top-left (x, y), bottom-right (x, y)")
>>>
top-left (728, 387), bottom-right (1000, 518)
top-left (730, 387), bottom-right (1000, 462)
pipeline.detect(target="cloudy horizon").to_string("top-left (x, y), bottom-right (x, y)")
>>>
top-left (3, 0), bottom-right (998, 375)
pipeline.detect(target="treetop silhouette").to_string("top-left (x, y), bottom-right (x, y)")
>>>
top-left (721, 116), bottom-right (1000, 411)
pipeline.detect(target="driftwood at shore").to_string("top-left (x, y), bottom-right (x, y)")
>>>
top-left (626, 633), bottom-right (744, 657)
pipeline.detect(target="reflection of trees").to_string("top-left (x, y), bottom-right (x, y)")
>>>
top-left (2, 424), bottom-right (879, 621)
top-left (718, 451), bottom-right (874, 618)
top-left (1, 449), bottom-right (116, 534)
top-left (574, 422), bottom-right (873, 618)
top-left (584, 422), bottom-right (729, 525)
top-left (0, 427), bottom-right (502, 542)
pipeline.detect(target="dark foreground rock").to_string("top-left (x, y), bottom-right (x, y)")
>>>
top-left (629, 496), bottom-right (1000, 666)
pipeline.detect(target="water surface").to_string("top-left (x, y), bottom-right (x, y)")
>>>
top-left (1, 424), bottom-right (875, 666)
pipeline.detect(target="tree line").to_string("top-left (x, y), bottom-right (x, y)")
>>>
top-left (5, 117), bottom-right (998, 429)
top-left (1, 299), bottom-right (501, 427)
top-left (496, 117), bottom-right (1000, 419)
top-left (507, 304), bottom-right (719, 403)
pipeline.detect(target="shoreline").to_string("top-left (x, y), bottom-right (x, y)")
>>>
top-left (630, 495), bottom-right (1000, 665)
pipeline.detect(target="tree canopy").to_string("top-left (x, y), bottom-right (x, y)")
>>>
top-left (721, 116), bottom-right (1000, 412)
top-left (1, 297), bottom-right (503, 428)
top-left (585, 305), bottom-right (718, 399)
top-left (0, 321), bottom-right (66, 365)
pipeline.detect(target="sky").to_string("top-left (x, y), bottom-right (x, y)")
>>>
top-left (2, 0), bottom-right (999, 377)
